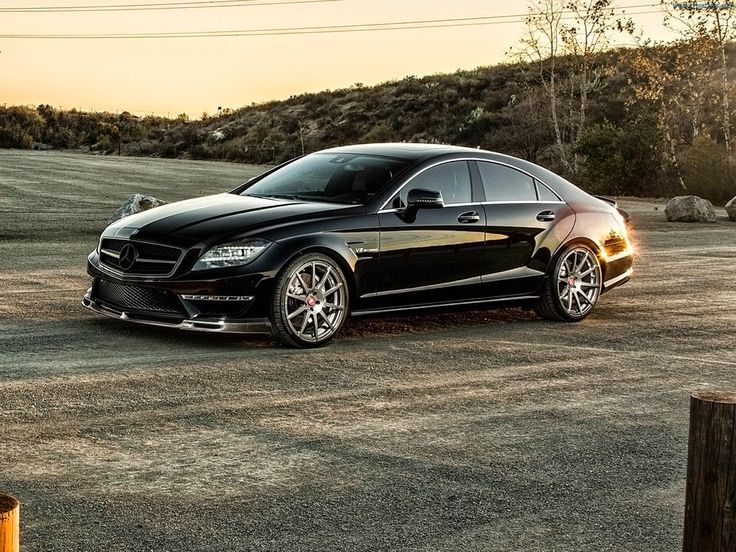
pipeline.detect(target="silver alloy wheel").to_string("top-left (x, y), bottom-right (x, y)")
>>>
top-left (557, 247), bottom-right (601, 318)
top-left (284, 259), bottom-right (347, 343)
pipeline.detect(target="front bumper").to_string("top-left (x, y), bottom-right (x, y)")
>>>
top-left (82, 288), bottom-right (272, 334)
top-left (84, 251), bottom-right (276, 335)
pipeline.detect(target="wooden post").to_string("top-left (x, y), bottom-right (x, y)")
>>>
top-left (0, 493), bottom-right (19, 552)
top-left (683, 390), bottom-right (736, 552)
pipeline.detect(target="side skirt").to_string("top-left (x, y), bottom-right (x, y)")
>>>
top-left (351, 294), bottom-right (541, 317)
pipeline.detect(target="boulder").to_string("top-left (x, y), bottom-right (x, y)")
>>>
top-left (726, 196), bottom-right (736, 221)
top-left (664, 195), bottom-right (716, 223)
top-left (107, 194), bottom-right (167, 226)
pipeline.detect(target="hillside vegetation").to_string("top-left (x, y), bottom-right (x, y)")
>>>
top-left (1, 43), bottom-right (735, 203)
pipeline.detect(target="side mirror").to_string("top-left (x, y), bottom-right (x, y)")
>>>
top-left (400, 188), bottom-right (444, 222)
top-left (406, 188), bottom-right (444, 209)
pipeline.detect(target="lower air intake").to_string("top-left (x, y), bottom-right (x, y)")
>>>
top-left (95, 279), bottom-right (183, 314)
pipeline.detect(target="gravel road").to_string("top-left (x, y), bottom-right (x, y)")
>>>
top-left (1, 150), bottom-right (735, 551)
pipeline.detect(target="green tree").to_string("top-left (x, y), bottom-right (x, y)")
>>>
top-left (680, 136), bottom-right (736, 203)
top-left (576, 119), bottom-right (665, 196)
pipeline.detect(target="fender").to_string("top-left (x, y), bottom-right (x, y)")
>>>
top-left (272, 228), bottom-right (380, 301)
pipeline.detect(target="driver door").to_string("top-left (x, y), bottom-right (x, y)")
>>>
top-left (371, 161), bottom-right (486, 308)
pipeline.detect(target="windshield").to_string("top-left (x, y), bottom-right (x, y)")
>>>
top-left (241, 153), bottom-right (409, 204)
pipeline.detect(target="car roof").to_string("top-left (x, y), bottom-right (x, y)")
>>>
top-left (319, 142), bottom-right (482, 161)
top-left (316, 143), bottom-right (607, 208)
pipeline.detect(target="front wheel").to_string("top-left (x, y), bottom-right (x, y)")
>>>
top-left (270, 253), bottom-right (349, 348)
top-left (534, 244), bottom-right (602, 322)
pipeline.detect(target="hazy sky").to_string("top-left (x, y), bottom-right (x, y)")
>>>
top-left (0, 0), bottom-right (674, 117)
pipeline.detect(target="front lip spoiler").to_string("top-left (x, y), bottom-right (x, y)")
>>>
top-left (82, 290), bottom-right (272, 335)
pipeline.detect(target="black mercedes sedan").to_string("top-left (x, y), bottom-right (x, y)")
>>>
top-left (83, 143), bottom-right (633, 347)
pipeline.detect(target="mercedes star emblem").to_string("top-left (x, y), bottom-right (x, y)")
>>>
top-left (118, 243), bottom-right (138, 271)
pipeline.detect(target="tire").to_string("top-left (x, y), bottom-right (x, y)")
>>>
top-left (534, 243), bottom-right (602, 322)
top-left (270, 253), bottom-right (349, 348)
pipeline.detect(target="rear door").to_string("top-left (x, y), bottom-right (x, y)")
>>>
top-left (474, 161), bottom-right (566, 296)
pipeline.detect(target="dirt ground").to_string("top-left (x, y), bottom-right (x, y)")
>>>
top-left (1, 150), bottom-right (735, 551)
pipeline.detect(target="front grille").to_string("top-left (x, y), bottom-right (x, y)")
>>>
top-left (99, 238), bottom-right (182, 275)
top-left (95, 279), bottom-right (183, 313)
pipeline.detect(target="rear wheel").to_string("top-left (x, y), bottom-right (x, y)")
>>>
top-left (534, 244), bottom-right (602, 322)
top-left (270, 253), bottom-right (349, 347)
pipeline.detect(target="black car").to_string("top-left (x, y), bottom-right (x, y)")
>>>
top-left (83, 143), bottom-right (633, 347)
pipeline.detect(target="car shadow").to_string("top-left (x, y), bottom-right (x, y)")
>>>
top-left (79, 305), bottom-right (539, 349)
top-left (341, 306), bottom-right (538, 340)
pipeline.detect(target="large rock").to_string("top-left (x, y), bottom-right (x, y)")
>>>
top-left (726, 196), bottom-right (736, 221)
top-left (664, 195), bottom-right (716, 223)
top-left (107, 194), bottom-right (167, 226)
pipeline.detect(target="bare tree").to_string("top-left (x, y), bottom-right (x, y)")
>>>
top-left (513, 0), bottom-right (570, 172)
top-left (494, 91), bottom-right (555, 162)
top-left (511, 0), bottom-right (634, 176)
top-left (627, 38), bottom-right (716, 192)
top-left (663, 0), bottom-right (735, 156)
top-left (560, 0), bottom-right (635, 172)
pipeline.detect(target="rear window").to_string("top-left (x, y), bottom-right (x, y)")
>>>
top-left (477, 162), bottom-right (537, 202)
top-left (536, 181), bottom-right (561, 201)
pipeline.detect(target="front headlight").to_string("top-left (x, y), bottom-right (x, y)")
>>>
top-left (192, 239), bottom-right (271, 271)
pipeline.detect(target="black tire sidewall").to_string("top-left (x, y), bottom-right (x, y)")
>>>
top-left (270, 252), bottom-right (349, 348)
top-left (551, 243), bottom-right (602, 321)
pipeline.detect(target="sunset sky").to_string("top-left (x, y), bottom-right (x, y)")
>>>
top-left (0, 0), bottom-right (674, 117)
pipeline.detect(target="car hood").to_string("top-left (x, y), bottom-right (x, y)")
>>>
top-left (104, 193), bottom-right (353, 244)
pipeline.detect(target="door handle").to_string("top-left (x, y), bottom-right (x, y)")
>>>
top-left (458, 211), bottom-right (481, 224)
top-left (536, 210), bottom-right (555, 222)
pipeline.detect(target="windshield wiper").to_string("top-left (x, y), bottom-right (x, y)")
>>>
top-left (246, 193), bottom-right (301, 200)
top-left (247, 193), bottom-right (354, 204)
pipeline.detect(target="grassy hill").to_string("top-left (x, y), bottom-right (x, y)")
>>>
top-left (2, 43), bottom-right (735, 203)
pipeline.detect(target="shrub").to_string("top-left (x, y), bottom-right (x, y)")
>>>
top-left (679, 136), bottom-right (736, 205)
top-left (0, 126), bottom-right (34, 149)
top-left (91, 135), bottom-right (112, 153)
top-left (576, 119), bottom-right (666, 197)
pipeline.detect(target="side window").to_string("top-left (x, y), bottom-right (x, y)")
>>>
top-left (536, 180), bottom-right (560, 201)
top-left (477, 162), bottom-right (537, 202)
top-left (393, 161), bottom-right (472, 208)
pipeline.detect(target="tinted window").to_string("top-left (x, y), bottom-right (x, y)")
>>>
top-left (477, 162), bottom-right (537, 202)
top-left (536, 181), bottom-right (560, 201)
top-left (395, 161), bottom-right (472, 207)
top-left (242, 153), bottom-right (408, 204)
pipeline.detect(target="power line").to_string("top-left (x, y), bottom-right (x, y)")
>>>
top-left (0, 6), bottom-right (664, 39)
top-left (0, 0), bottom-right (660, 14)
top-left (0, 0), bottom-right (341, 12)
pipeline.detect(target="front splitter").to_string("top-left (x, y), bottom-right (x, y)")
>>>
top-left (82, 290), bottom-right (272, 335)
